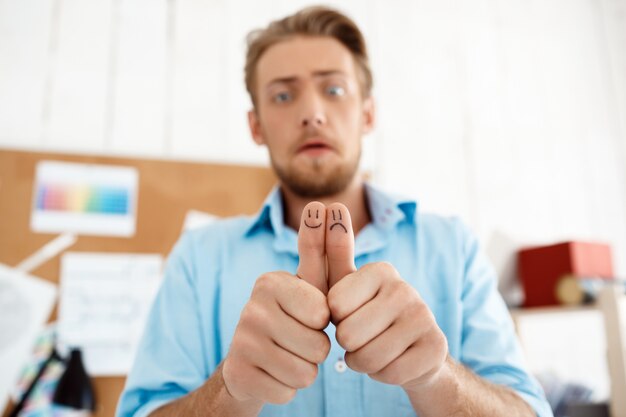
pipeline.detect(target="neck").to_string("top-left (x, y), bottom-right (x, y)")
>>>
top-left (282, 174), bottom-right (371, 235)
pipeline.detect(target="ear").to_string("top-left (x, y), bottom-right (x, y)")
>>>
top-left (248, 109), bottom-right (265, 146)
top-left (361, 96), bottom-right (376, 135)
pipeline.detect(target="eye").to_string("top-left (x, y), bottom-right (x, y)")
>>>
top-left (273, 91), bottom-right (292, 103)
top-left (326, 85), bottom-right (345, 97)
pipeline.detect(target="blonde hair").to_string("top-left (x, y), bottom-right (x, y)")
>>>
top-left (244, 6), bottom-right (373, 106)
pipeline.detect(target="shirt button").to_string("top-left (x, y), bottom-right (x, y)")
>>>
top-left (334, 359), bottom-right (347, 373)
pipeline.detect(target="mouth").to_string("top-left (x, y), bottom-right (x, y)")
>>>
top-left (297, 139), bottom-right (334, 156)
top-left (329, 223), bottom-right (348, 232)
top-left (304, 220), bottom-right (322, 228)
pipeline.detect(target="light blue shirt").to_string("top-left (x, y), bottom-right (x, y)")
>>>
top-left (117, 184), bottom-right (553, 417)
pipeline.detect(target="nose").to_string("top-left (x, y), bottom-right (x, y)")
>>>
top-left (299, 90), bottom-right (327, 128)
top-left (301, 115), bottom-right (325, 127)
top-left (300, 113), bottom-right (326, 127)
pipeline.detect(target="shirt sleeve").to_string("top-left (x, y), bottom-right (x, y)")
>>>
top-left (116, 232), bottom-right (210, 417)
top-left (456, 220), bottom-right (554, 417)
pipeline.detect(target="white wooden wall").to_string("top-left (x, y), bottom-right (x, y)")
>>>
top-left (1, 0), bottom-right (625, 286)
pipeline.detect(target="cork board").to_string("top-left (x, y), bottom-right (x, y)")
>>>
top-left (0, 148), bottom-right (276, 417)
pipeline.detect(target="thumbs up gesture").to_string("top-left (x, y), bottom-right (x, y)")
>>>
top-left (223, 201), bottom-right (449, 406)
top-left (323, 204), bottom-right (448, 392)
top-left (222, 202), bottom-right (332, 405)
top-left (311, 202), bottom-right (448, 392)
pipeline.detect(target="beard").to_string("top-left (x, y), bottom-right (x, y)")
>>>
top-left (270, 150), bottom-right (361, 198)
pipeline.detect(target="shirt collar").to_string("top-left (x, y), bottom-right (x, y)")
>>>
top-left (245, 185), bottom-right (285, 236)
top-left (244, 183), bottom-right (418, 256)
top-left (364, 183), bottom-right (417, 230)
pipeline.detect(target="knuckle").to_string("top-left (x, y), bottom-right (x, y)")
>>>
top-left (239, 301), bottom-right (269, 330)
top-left (368, 369), bottom-right (385, 384)
top-left (231, 332), bottom-right (257, 358)
top-left (359, 262), bottom-right (378, 275)
top-left (432, 329), bottom-right (448, 356)
top-left (314, 333), bottom-right (332, 362)
top-left (344, 352), bottom-right (362, 373)
top-left (295, 363), bottom-right (318, 388)
top-left (378, 260), bottom-right (395, 272)
top-left (374, 365), bottom-right (403, 386)
top-left (327, 291), bottom-right (346, 321)
top-left (296, 287), bottom-right (330, 330)
top-left (392, 277), bottom-right (410, 292)
top-left (309, 334), bottom-right (331, 364)
top-left (386, 280), bottom-right (410, 305)
top-left (254, 273), bottom-right (277, 295)
top-left (222, 358), bottom-right (251, 396)
top-left (304, 332), bottom-right (329, 364)
top-left (401, 296), bottom-right (429, 322)
top-left (272, 388), bottom-right (297, 405)
top-left (335, 324), bottom-right (356, 352)
top-left (361, 354), bottom-right (380, 374)
top-left (344, 352), bottom-right (357, 372)
top-left (373, 261), bottom-right (397, 276)
top-left (222, 357), bottom-right (238, 382)
top-left (238, 303), bottom-right (256, 324)
top-left (347, 351), bottom-right (377, 374)
top-left (360, 261), bottom-right (398, 283)
top-left (386, 372), bottom-right (405, 386)
top-left (310, 305), bottom-right (330, 329)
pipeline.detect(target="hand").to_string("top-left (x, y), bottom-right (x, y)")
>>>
top-left (222, 202), bottom-right (332, 404)
top-left (325, 204), bottom-right (449, 391)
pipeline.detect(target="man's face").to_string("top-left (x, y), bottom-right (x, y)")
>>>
top-left (248, 36), bottom-right (375, 198)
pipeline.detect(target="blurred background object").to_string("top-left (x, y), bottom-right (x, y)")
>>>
top-left (52, 348), bottom-right (96, 415)
top-left (518, 241), bottom-right (614, 307)
top-left (599, 287), bottom-right (626, 417)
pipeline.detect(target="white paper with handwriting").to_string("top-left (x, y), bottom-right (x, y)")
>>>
top-left (58, 253), bottom-right (163, 376)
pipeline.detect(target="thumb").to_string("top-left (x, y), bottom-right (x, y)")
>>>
top-left (325, 203), bottom-right (356, 289)
top-left (296, 201), bottom-right (328, 294)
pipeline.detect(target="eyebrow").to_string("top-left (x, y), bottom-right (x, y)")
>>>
top-left (266, 70), bottom-right (347, 89)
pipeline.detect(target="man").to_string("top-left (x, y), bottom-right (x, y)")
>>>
top-left (117, 6), bottom-right (552, 417)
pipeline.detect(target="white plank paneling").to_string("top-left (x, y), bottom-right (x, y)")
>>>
top-left (465, 0), bottom-right (561, 244)
top-left (222, 0), bottom-right (275, 165)
top-left (169, 0), bottom-right (227, 161)
top-left (46, 0), bottom-right (112, 151)
top-left (374, 0), bottom-right (472, 220)
top-left (0, 0), bottom-right (54, 146)
top-left (110, 0), bottom-right (168, 156)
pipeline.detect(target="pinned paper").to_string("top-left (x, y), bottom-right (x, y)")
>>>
top-left (31, 161), bottom-right (138, 237)
top-left (58, 253), bottom-right (163, 376)
top-left (182, 209), bottom-right (218, 231)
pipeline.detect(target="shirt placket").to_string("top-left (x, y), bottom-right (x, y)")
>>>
top-left (323, 324), bottom-right (364, 417)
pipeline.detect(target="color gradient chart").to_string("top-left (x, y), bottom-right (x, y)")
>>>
top-left (36, 184), bottom-right (130, 215)
top-left (31, 161), bottom-right (138, 237)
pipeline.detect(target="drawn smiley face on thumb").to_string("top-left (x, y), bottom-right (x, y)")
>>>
top-left (296, 202), bottom-right (356, 294)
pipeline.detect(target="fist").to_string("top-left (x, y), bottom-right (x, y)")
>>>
top-left (318, 204), bottom-right (449, 391)
top-left (222, 202), bottom-right (334, 404)
top-left (328, 262), bottom-right (448, 390)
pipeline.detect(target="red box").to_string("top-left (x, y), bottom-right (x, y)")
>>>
top-left (517, 241), bottom-right (613, 307)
